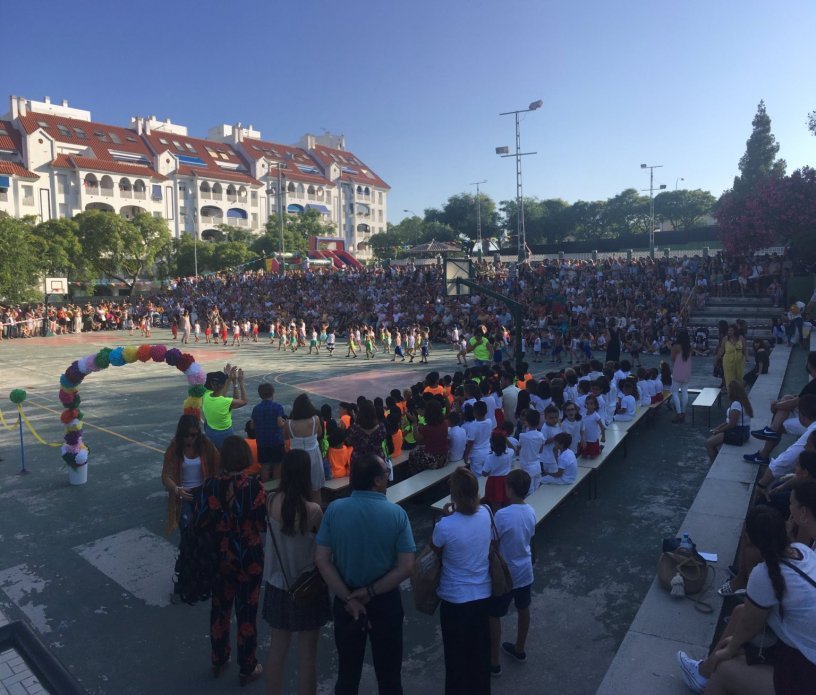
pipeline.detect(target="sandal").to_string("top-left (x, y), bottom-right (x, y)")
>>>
top-left (239, 663), bottom-right (263, 687)
top-left (717, 580), bottom-right (746, 597)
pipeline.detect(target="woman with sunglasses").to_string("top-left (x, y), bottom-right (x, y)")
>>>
top-left (161, 414), bottom-right (221, 535)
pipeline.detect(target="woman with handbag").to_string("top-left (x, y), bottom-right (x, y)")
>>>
top-left (431, 467), bottom-right (492, 695)
top-left (677, 506), bottom-right (816, 695)
top-left (263, 449), bottom-right (330, 695)
top-left (283, 394), bottom-right (324, 503)
top-left (705, 381), bottom-right (753, 463)
top-left (346, 399), bottom-right (391, 468)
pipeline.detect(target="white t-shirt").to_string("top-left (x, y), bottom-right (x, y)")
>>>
top-left (746, 544), bottom-right (816, 664)
top-left (539, 423), bottom-right (562, 471)
top-left (433, 507), bottom-right (492, 603)
top-left (448, 425), bottom-right (467, 462)
top-left (502, 385), bottom-right (520, 425)
top-left (494, 504), bottom-right (536, 588)
top-left (518, 430), bottom-right (545, 470)
top-left (560, 419), bottom-right (582, 453)
top-left (541, 449), bottom-right (578, 485)
top-left (615, 395), bottom-right (636, 421)
top-left (725, 400), bottom-right (749, 428)
top-left (582, 411), bottom-right (603, 442)
top-left (482, 450), bottom-right (513, 477)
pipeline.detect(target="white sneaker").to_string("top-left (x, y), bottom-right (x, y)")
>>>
top-left (676, 651), bottom-right (708, 694)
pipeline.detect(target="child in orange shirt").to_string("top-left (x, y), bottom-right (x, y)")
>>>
top-left (327, 429), bottom-right (351, 479)
top-left (242, 420), bottom-right (261, 476)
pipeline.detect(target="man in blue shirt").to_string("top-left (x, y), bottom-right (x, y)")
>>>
top-left (315, 454), bottom-right (416, 694)
top-left (251, 382), bottom-right (285, 481)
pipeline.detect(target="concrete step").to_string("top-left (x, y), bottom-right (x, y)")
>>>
top-left (690, 316), bottom-right (774, 328)
top-left (706, 296), bottom-right (773, 306)
top-left (692, 306), bottom-right (780, 317)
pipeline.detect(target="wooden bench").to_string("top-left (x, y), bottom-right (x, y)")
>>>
top-left (386, 459), bottom-right (465, 505)
top-left (321, 451), bottom-right (409, 504)
top-left (525, 467), bottom-right (593, 523)
top-left (691, 387), bottom-right (722, 426)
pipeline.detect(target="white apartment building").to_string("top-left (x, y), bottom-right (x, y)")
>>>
top-left (0, 95), bottom-right (390, 260)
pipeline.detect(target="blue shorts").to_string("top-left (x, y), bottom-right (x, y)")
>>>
top-left (488, 584), bottom-right (532, 617)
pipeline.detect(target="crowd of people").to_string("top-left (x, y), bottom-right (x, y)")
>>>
top-left (3, 251), bottom-right (811, 354)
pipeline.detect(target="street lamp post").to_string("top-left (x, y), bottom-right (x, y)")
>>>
top-left (193, 231), bottom-right (198, 278)
top-left (402, 209), bottom-right (419, 246)
top-left (497, 99), bottom-right (542, 266)
top-left (640, 163), bottom-right (665, 256)
top-left (675, 177), bottom-right (684, 191)
top-left (469, 180), bottom-right (487, 260)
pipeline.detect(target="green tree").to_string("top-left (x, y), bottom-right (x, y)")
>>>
top-left (809, 110), bottom-right (816, 136)
top-left (389, 215), bottom-right (424, 248)
top-left (604, 188), bottom-right (651, 236)
top-left (257, 209), bottom-right (333, 254)
top-left (418, 220), bottom-right (458, 245)
top-left (732, 100), bottom-right (787, 196)
top-left (369, 231), bottom-right (405, 260)
top-left (427, 192), bottom-right (499, 241)
top-left (30, 218), bottom-right (88, 281)
top-left (653, 189), bottom-right (717, 231)
top-left (215, 223), bottom-right (253, 244)
top-left (500, 197), bottom-right (571, 245)
top-left (76, 210), bottom-right (172, 290)
top-left (0, 216), bottom-right (42, 302)
top-left (211, 240), bottom-right (256, 270)
top-left (170, 235), bottom-right (214, 277)
top-left (565, 200), bottom-right (609, 240)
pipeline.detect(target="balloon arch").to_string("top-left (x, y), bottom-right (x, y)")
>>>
top-left (58, 345), bottom-right (206, 471)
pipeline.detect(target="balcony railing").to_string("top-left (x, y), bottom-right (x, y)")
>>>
top-left (85, 185), bottom-right (99, 195)
top-left (225, 217), bottom-right (248, 227)
top-left (201, 217), bottom-right (223, 226)
top-left (134, 190), bottom-right (146, 200)
top-left (99, 187), bottom-right (114, 197)
top-left (120, 189), bottom-right (132, 199)
top-left (211, 192), bottom-right (223, 200)
top-left (23, 196), bottom-right (35, 206)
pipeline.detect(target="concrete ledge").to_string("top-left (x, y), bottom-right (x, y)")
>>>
top-left (597, 342), bottom-right (794, 694)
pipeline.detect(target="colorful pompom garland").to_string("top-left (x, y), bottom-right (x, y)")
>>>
top-left (58, 345), bottom-right (203, 469)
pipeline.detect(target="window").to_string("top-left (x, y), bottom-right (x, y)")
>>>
top-left (252, 213), bottom-right (258, 226)
top-left (220, 152), bottom-right (229, 160)
top-left (251, 191), bottom-right (257, 202)
top-left (151, 184), bottom-right (162, 200)
top-left (22, 185), bottom-right (34, 205)
top-left (205, 147), bottom-right (216, 157)
top-left (172, 140), bottom-right (182, 149)
top-left (126, 136), bottom-right (137, 143)
top-left (378, 210), bottom-right (383, 222)
top-left (159, 138), bottom-right (169, 145)
top-left (0, 125), bottom-right (7, 136)
top-left (38, 120), bottom-right (49, 128)
top-left (57, 124), bottom-right (71, 137)
top-left (110, 132), bottom-right (121, 144)
top-left (73, 127), bottom-right (86, 139)
top-left (186, 143), bottom-right (196, 153)
top-left (378, 191), bottom-right (383, 204)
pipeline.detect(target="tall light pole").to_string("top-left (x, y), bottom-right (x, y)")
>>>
top-left (469, 180), bottom-right (487, 260)
top-left (193, 231), bottom-right (198, 278)
top-left (675, 177), bottom-right (684, 191)
top-left (276, 162), bottom-right (285, 276)
top-left (497, 99), bottom-right (542, 265)
top-left (640, 163), bottom-right (664, 256)
top-left (402, 209), bottom-right (419, 246)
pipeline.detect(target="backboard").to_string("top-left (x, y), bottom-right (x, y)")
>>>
top-left (444, 259), bottom-right (472, 297)
top-left (45, 277), bottom-right (68, 295)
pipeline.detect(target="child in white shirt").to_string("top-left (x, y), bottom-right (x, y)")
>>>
top-left (447, 411), bottom-right (467, 463)
top-left (464, 401), bottom-right (493, 475)
top-left (518, 410), bottom-right (545, 492)
top-left (580, 394), bottom-right (606, 458)
top-left (560, 402), bottom-right (582, 454)
top-left (482, 433), bottom-right (515, 510)
top-left (539, 406), bottom-right (562, 475)
top-left (615, 381), bottom-right (637, 422)
top-left (541, 433), bottom-right (578, 485)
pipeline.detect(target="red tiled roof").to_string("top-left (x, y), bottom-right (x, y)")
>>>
top-left (18, 112), bottom-right (156, 162)
top-left (0, 120), bottom-right (24, 154)
top-left (240, 138), bottom-right (332, 186)
top-left (64, 156), bottom-right (167, 181)
top-left (0, 161), bottom-right (39, 180)
top-left (311, 144), bottom-right (390, 190)
top-left (143, 131), bottom-right (259, 185)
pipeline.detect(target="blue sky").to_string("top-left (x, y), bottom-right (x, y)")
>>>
top-left (6, 0), bottom-right (815, 221)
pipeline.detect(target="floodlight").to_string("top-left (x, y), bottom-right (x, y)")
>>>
top-left (496, 146), bottom-right (510, 155)
top-left (529, 100), bottom-right (543, 110)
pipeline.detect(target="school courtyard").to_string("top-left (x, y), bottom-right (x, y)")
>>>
top-left (0, 331), bottom-right (794, 694)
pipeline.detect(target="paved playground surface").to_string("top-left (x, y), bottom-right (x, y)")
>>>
top-left (0, 331), bottom-right (793, 694)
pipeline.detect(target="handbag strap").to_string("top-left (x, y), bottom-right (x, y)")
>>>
top-left (266, 495), bottom-right (291, 591)
top-left (482, 504), bottom-right (500, 543)
top-left (781, 558), bottom-right (816, 589)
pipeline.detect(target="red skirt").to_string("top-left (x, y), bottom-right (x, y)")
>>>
top-left (494, 409), bottom-right (505, 427)
top-left (651, 394), bottom-right (664, 404)
top-left (580, 441), bottom-right (600, 458)
top-left (484, 475), bottom-right (508, 507)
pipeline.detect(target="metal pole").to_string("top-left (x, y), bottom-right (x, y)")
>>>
top-left (470, 180), bottom-right (487, 260)
top-left (649, 167), bottom-right (655, 256)
top-left (193, 231), bottom-right (198, 278)
top-left (17, 409), bottom-right (27, 474)
top-left (516, 112), bottom-right (524, 263)
top-left (278, 163), bottom-right (285, 277)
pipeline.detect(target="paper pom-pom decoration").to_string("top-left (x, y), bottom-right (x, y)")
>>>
top-left (177, 354), bottom-right (195, 372)
top-left (150, 344), bottom-right (167, 362)
top-left (122, 346), bottom-right (139, 363)
top-left (164, 348), bottom-right (181, 366)
top-left (58, 344), bottom-right (202, 474)
top-left (109, 347), bottom-right (126, 366)
top-left (95, 349), bottom-right (111, 369)
top-left (9, 389), bottom-right (27, 404)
